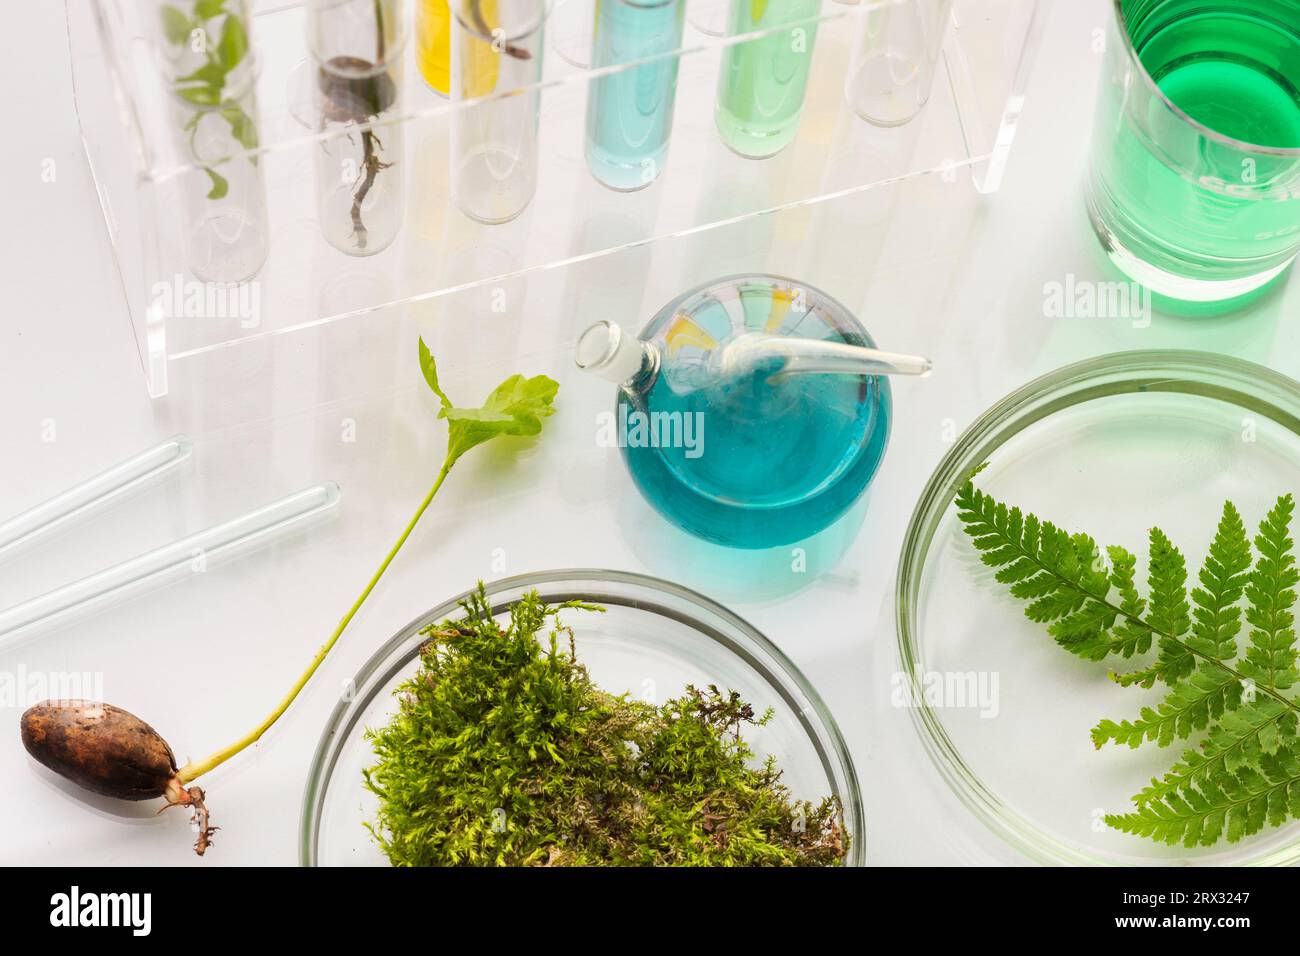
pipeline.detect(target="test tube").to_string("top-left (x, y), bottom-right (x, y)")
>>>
top-left (149, 0), bottom-right (258, 88)
top-left (714, 0), bottom-right (822, 159)
top-left (0, 437), bottom-right (192, 557)
top-left (550, 0), bottom-right (596, 68)
top-left (0, 483), bottom-right (341, 645)
top-left (844, 0), bottom-right (954, 127)
top-left (150, 0), bottom-right (269, 283)
top-left (451, 0), bottom-right (547, 224)
top-left (585, 0), bottom-right (688, 191)
top-left (416, 0), bottom-right (454, 95)
top-left (308, 0), bottom-right (407, 256)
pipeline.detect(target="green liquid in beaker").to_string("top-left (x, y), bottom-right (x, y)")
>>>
top-left (1089, 0), bottom-right (1300, 298)
top-left (714, 0), bottom-right (820, 159)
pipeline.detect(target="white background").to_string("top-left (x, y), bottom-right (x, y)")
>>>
top-left (3, 0), bottom-right (1300, 866)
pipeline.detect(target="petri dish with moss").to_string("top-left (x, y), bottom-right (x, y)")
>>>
top-left (898, 351), bottom-right (1300, 865)
top-left (301, 569), bottom-right (864, 865)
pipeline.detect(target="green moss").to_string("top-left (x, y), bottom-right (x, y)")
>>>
top-left (363, 584), bottom-right (847, 866)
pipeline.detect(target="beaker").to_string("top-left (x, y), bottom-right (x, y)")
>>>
top-left (1085, 0), bottom-right (1300, 304)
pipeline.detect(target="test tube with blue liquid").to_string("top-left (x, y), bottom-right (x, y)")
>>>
top-left (585, 0), bottom-right (688, 190)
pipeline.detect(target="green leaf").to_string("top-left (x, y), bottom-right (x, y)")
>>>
top-left (417, 338), bottom-right (453, 410)
top-left (1091, 663), bottom-right (1242, 749)
top-left (220, 103), bottom-right (259, 152)
top-left (203, 167), bottom-right (229, 200)
top-left (1106, 741), bottom-right (1300, 848)
top-left (160, 5), bottom-right (193, 45)
top-left (1242, 494), bottom-right (1299, 690)
top-left (215, 13), bottom-right (248, 72)
top-left (417, 339), bottom-right (560, 466)
top-left (1187, 501), bottom-right (1251, 660)
top-left (443, 374), bottom-right (560, 463)
top-left (1134, 695), bottom-right (1297, 806)
top-left (193, 0), bottom-right (227, 20)
top-left (176, 84), bottom-right (222, 107)
top-left (176, 61), bottom-right (228, 87)
top-left (955, 480), bottom-right (1300, 850)
top-left (954, 483), bottom-right (1123, 663)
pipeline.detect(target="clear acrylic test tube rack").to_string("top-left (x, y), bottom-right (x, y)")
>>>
top-left (64, 0), bottom-right (1047, 400)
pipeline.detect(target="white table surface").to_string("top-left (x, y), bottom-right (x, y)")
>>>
top-left (4, 0), bottom-right (1299, 866)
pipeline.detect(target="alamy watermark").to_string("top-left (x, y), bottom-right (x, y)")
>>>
top-left (1043, 273), bottom-right (1151, 328)
top-left (50, 886), bottom-right (150, 936)
top-left (0, 666), bottom-right (103, 709)
top-left (151, 273), bottom-right (261, 329)
top-left (891, 670), bottom-right (1000, 719)
top-left (596, 407), bottom-right (705, 459)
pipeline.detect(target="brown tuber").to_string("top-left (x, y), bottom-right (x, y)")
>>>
top-left (21, 700), bottom-right (216, 855)
top-left (14, 348), bottom-right (560, 857)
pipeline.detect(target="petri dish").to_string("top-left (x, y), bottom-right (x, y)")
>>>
top-left (897, 350), bottom-right (1300, 865)
top-left (301, 569), bottom-right (864, 865)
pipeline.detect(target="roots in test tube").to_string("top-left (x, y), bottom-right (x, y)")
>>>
top-left (311, 0), bottom-right (405, 256)
top-left (317, 60), bottom-right (402, 254)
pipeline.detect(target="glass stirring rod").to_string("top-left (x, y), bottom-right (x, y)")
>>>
top-left (0, 482), bottom-right (342, 646)
top-left (0, 436), bottom-right (194, 557)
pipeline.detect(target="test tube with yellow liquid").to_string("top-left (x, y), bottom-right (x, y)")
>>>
top-left (416, 0), bottom-right (453, 95)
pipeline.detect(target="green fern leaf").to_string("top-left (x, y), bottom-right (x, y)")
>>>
top-left (1141, 528), bottom-right (1196, 686)
top-left (1241, 494), bottom-right (1299, 691)
top-left (954, 481), bottom-right (1300, 850)
top-left (1106, 743), bottom-right (1300, 848)
top-left (1187, 502), bottom-right (1252, 660)
top-left (1134, 695), bottom-right (1298, 806)
top-left (1091, 664), bottom-right (1242, 749)
top-left (955, 484), bottom-right (1122, 663)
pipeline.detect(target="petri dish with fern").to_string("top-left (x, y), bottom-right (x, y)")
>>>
top-left (897, 351), bottom-right (1300, 865)
top-left (301, 569), bottom-right (864, 865)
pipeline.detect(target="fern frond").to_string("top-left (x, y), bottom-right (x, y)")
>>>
top-left (1106, 742), bottom-right (1300, 848)
top-left (1105, 546), bottom-right (1152, 664)
top-left (955, 484), bottom-right (1122, 663)
top-left (1091, 663), bottom-right (1242, 749)
top-left (1134, 696), bottom-right (1299, 806)
top-left (1187, 502), bottom-right (1252, 660)
top-left (1139, 528), bottom-right (1196, 686)
top-left (1241, 494), bottom-right (1299, 691)
top-left (954, 480), bottom-right (1300, 850)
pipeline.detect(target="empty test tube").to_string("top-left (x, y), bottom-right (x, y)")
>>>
top-left (0, 482), bottom-right (341, 645)
top-left (845, 0), bottom-right (955, 127)
top-left (0, 436), bottom-right (193, 557)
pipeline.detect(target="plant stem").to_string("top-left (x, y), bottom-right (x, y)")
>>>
top-left (176, 459), bottom-right (453, 784)
top-left (374, 0), bottom-right (387, 62)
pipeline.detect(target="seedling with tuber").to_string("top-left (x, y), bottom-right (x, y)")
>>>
top-left (20, 343), bottom-right (559, 855)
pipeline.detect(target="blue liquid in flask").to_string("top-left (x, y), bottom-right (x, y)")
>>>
top-left (580, 277), bottom-right (895, 549)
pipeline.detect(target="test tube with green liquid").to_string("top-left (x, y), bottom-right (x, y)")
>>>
top-left (714, 0), bottom-right (820, 159)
